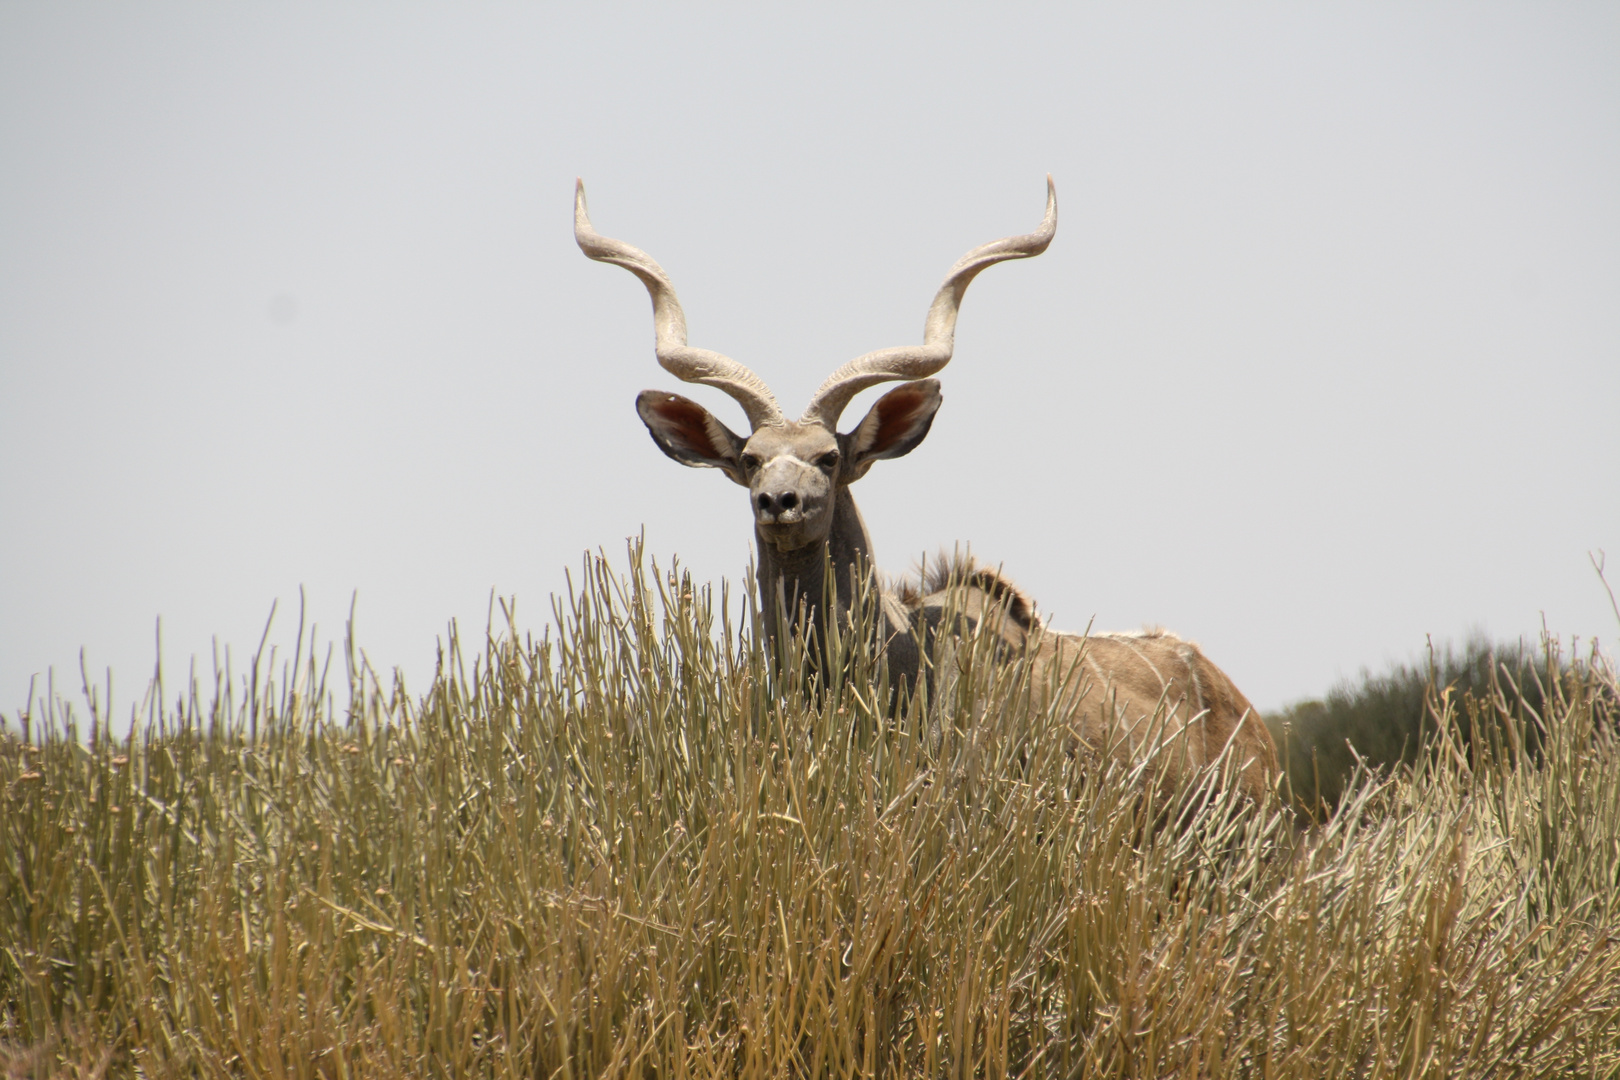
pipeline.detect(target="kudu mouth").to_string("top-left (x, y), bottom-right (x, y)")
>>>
top-left (756, 498), bottom-right (807, 527)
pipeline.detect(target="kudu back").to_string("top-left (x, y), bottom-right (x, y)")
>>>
top-left (575, 178), bottom-right (1278, 799)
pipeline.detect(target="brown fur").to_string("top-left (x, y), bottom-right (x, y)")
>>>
top-left (900, 554), bottom-right (1278, 801)
top-left (1041, 631), bottom-right (1278, 799)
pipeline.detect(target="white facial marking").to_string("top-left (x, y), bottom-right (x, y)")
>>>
top-left (759, 453), bottom-right (816, 470)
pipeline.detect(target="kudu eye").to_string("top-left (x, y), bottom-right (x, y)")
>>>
top-left (739, 453), bottom-right (761, 471)
top-left (817, 451), bottom-right (839, 470)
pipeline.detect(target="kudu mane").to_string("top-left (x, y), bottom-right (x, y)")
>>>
top-left (892, 553), bottom-right (1040, 635)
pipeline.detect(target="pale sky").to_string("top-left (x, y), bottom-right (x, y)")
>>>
top-left (3, 3), bottom-right (1617, 722)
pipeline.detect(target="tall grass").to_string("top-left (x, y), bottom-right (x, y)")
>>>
top-left (4, 543), bottom-right (1619, 1077)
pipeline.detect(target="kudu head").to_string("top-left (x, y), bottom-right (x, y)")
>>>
top-left (574, 179), bottom-right (1057, 560)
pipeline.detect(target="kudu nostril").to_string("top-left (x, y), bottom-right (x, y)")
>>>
top-left (757, 491), bottom-right (800, 515)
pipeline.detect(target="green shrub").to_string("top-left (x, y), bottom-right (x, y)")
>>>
top-left (1265, 635), bottom-right (1616, 814)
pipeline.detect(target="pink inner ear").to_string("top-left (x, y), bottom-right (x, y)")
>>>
top-left (873, 384), bottom-right (932, 449)
top-left (651, 395), bottom-right (722, 456)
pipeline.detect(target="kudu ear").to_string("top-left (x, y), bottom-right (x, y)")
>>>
top-left (843, 379), bottom-right (943, 482)
top-left (636, 390), bottom-right (749, 485)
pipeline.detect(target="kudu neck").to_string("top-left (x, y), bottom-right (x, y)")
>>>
top-left (755, 486), bottom-right (873, 640)
top-left (755, 485), bottom-right (921, 696)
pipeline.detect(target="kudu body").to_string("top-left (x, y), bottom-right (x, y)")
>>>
top-left (575, 179), bottom-right (1277, 798)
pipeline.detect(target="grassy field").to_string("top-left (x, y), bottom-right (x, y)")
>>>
top-left (4, 545), bottom-right (1619, 1078)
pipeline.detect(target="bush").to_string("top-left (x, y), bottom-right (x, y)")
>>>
top-left (1264, 634), bottom-right (1617, 813)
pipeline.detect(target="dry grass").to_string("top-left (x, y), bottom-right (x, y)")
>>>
top-left (4, 542), bottom-right (1619, 1077)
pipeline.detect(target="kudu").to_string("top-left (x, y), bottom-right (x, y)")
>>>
top-left (574, 178), bottom-right (1278, 799)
